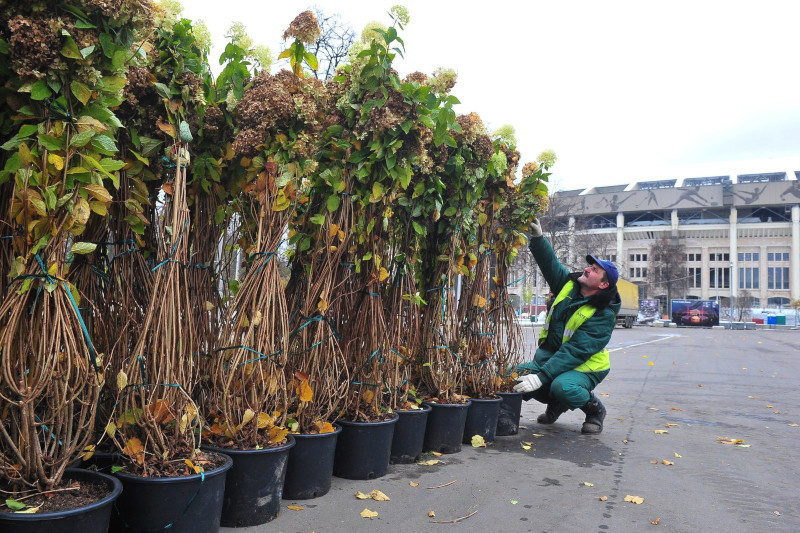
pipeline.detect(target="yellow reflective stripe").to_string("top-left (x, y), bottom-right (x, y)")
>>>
top-left (564, 328), bottom-right (575, 339)
top-left (538, 281), bottom-right (574, 345)
top-left (575, 348), bottom-right (610, 372)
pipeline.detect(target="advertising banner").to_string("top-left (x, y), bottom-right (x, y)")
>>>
top-left (639, 299), bottom-right (661, 321)
top-left (670, 299), bottom-right (720, 327)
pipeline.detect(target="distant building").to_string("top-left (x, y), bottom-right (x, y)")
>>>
top-left (509, 170), bottom-right (800, 317)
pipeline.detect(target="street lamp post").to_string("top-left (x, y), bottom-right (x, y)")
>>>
top-left (729, 261), bottom-right (734, 322)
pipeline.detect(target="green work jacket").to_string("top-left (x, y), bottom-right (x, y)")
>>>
top-left (528, 236), bottom-right (621, 384)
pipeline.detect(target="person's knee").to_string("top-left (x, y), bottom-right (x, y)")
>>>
top-left (549, 378), bottom-right (590, 409)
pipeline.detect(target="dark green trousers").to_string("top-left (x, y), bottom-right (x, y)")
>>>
top-left (525, 367), bottom-right (609, 410)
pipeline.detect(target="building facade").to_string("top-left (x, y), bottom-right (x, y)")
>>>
top-left (509, 171), bottom-right (800, 316)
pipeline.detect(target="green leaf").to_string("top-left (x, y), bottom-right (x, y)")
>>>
top-left (100, 158), bottom-right (125, 172)
top-left (61, 37), bottom-right (82, 59)
top-left (5, 498), bottom-right (25, 511)
top-left (412, 221), bottom-right (425, 235)
top-left (70, 80), bottom-right (92, 105)
top-left (70, 129), bottom-right (95, 148)
top-left (19, 125), bottom-right (38, 138)
top-left (154, 83), bottom-right (171, 99)
top-left (100, 76), bottom-right (126, 93)
top-left (30, 80), bottom-right (52, 101)
top-left (111, 49), bottom-right (129, 70)
top-left (179, 121), bottom-right (193, 142)
top-left (0, 39), bottom-right (8, 55)
top-left (310, 214), bottom-right (326, 225)
top-left (371, 182), bottom-right (384, 201)
top-left (412, 182), bottom-right (425, 199)
top-left (443, 206), bottom-right (457, 217)
top-left (70, 242), bottom-right (98, 254)
top-left (37, 134), bottom-right (64, 151)
top-left (74, 19), bottom-right (97, 29)
top-left (327, 194), bottom-right (340, 212)
top-left (80, 44), bottom-right (95, 58)
top-left (111, 466), bottom-right (124, 474)
top-left (362, 252), bottom-right (373, 261)
top-left (91, 134), bottom-right (118, 155)
top-left (303, 51), bottom-right (318, 70)
top-left (98, 33), bottom-right (114, 58)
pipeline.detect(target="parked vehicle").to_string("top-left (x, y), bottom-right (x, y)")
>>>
top-left (616, 279), bottom-right (639, 328)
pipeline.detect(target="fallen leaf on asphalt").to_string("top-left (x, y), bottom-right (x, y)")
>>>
top-left (665, 423), bottom-right (678, 428)
top-left (654, 430), bottom-right (669, 434)
top-left (519, 425), bottom-right (528, 429)
top-left (410, 481), bottom-right (419, 487)
top-left (601, 393), bottom-right (610, 397)
top-left (431, 451), bottom-right (443, 456)
top-left (428, 510), bottom-right (436, 517)
top-left (624, 495), bottom-right (645, 504)
top-left (355, 491), bottom-right (370, 499)
top-left (748, 396), bottom-right (760, 399)
top-left (510, 500), bottom-right (518, 505)
top-left (661, 460), bottom-right (674, 466)
top-left (522, 441), bottom-right (533, 446)
top-left (674, 452), bottom-right (682, 458)
top-left (671, 407), bottom-right (682, 411)
top-left (650, 460), bottom-right (658, 464)
top-left (532, 433), bottom-right (545, 438)
top-left (521, 443), bottom-right (531, 450)
top-left (649, 408), bottom-right (659, 411)
top-left (766, 405), bottom-right (774, 408)
top-left (471, 435), bottom-right (486, 447)
top-left (652, 517), bottom-right (662, 525)
top-left (642, 355), bottom-right (647, 358)
top-left (583, 482), bottom-right (594, 487)
top-left (697, 384), bottom-right (703, 387)
top-left (788, 424), bottom-right (798, 427)
top-left (360, 509), bottom-right (378, 519)
top-left (774, 510), bottom-right (781, 516)
top-left (287, 505), bottom-right (303, 511)
top-left (736, 444), bottom-right (751, 448)
top-left (418, 459), bottom-right (440, 466)
top-left (617, 417), bottom-right (625, 421)
top-left (370, 490), bottom-right (390, 501)
top-left (649, 362), bottom-right (654, 366)
top-left (717, 437), bottom-right (744, 445)
top-left (741, 367), bottom-right (747, 370)
top-left (623, 439), bottom-right (629, 444)
top-left (599, 496), bottom-right (608, 501)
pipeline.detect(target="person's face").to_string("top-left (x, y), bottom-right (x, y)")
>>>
top-left (578, 262), bottom-right (609, 292)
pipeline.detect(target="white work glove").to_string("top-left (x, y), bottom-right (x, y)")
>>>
top-left (513, 374), bottom-right (543, 393)
top-left (528, 218), bottom-right (542, 238)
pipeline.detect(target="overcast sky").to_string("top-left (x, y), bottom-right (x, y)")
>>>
top-left (180, 0), bottom-right (800, 191)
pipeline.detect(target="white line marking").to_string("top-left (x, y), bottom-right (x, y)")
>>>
top-left (609, 335), bottom-right (679, 353)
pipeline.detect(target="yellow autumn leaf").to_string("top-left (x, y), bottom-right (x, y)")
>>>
top-left (116, 370), bottom-right (128, 391)
top-left (418, 459), bottom-right (439, 466)
top-left (287, 505), bottom-right (303, 511)
top-left (599, 496), bottom-right (608, 502)
top-left (15, 506), bottom-right (41, 514)
top-left (48, 153), bottom-right (64, 170)
top-left (653, 430), bottom-right (669, 434)
top-left (362, 389), bottom-right (374, 404)
top-left (661, 460), bottom-right (674, 466)
top-left (624, 495), bottom-right (644, 504)
top-left (74, 197), bottom-right (91, 225)
top-left (185, 459), bottom-right (202, 474)
top-left (370, 490), bottom-right (390, 501)
top-left (410, 481), bottom-right (419, 487)
top-left (204, 301), bottom-right (215, 311)
top-left (355, 491), bottom-right (370, 500)
top-left (240, 314), bottom-right (250, 327)
top-left (648, 362), bottom-right (654, 366)
top-left (105, 421), bottom-right (117, 439)
top-left (360, 508), bottom-right (378, 519)
top-left (471, 435), bottom-right (486, 447)
top-left (242, 408), bottom-right (255, 426)
top-left (318, 298), bottom-right (328, 313)
top-left (717, 436), bottom-right (744, 445)
top-left (80, 444), bottom-right (95, 461)
top-left (123, 437), bottom-right (144, 462)
top-left (251, 310), bottom-right (263, 326)
top-left (532, 433), bottom-right (545, 438)
top-left (430, 451), bottom-right (443, 456)
top-left (665, 423), bottom-right (678, 427)
top-left (317, 421), bottom-right (335, 433)
top-left (268, 426), bottom-right (289, 443)
top-left (428, 510), bottom-right (436, 517)
top-left (674, 452), bottom-right (682, 458)
top-left (583, 482), bottom-right (594, 487)
top-left (179, 413), bottom-right (188, 433)
top-left (378, 267), bottom-right (389, 282)
top-left (329, 223), bottom-right (340, 238)
top-left (299, 379), bottom-right (313, 402)
top-left (257, 412), bottom-right (273, 429)
top-left (521, 443), bottom-right (531, 450)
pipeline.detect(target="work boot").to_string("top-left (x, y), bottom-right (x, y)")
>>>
top-left (537, 402), bottom-right (567, 424)
top-left (580, 392), bottom-right (606, 434)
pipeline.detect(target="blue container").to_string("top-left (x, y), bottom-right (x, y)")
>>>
top-left (767, 316), bottom-right (777, 325)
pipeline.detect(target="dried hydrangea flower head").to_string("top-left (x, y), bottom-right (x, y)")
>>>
top-left (283, 10), bottom-right (321, 44)
top-left (522, 161), bottom-right (540, 178)
top-left (537, 149), bottom-right (558, 169)
top-left (430, 67), bottom-right (457, 94)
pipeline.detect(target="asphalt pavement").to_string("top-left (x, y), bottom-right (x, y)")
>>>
top-left (223, 326), bottom-right (800, 533)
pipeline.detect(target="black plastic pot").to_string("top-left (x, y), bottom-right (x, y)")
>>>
top-left (422, 400), bottom-right (471, 454)
top-left (283, 425), bottom-right (341, 500)
top-left (496, 391), bottom-right (524, 436)
top-left (390, 404), bottom-right (431, 464)
top-left (110, 451), bottom-right (232, 533)
top-left (203, 436), bottom-right (294, 527)
top-left (333, 413), bottom-right (398, 480)
top-left (0, 468), bottom-right (122, 533)
top-left (77, 450), bottom-right (121, 473)
top-left (462, 397), bottom-right (502, 444)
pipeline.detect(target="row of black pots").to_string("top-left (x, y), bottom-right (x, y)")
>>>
top-left (0, 392), bottom-right (523, 532)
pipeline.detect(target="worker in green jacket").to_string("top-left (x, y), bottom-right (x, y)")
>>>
top-left (513, 219), bottom-right (621, 434)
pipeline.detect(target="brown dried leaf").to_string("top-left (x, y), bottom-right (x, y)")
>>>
top-left (599, 496), bottom-right (608, 502)
top-left (651, 517), bottom-right (661, 525)
top-left (661, 460), bottom-right (674, 466)
top-left (428, 510), bottom-right (436, 517)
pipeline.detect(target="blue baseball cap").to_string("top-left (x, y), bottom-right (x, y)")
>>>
top-left (586, 255), bottom-right (619, 286)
